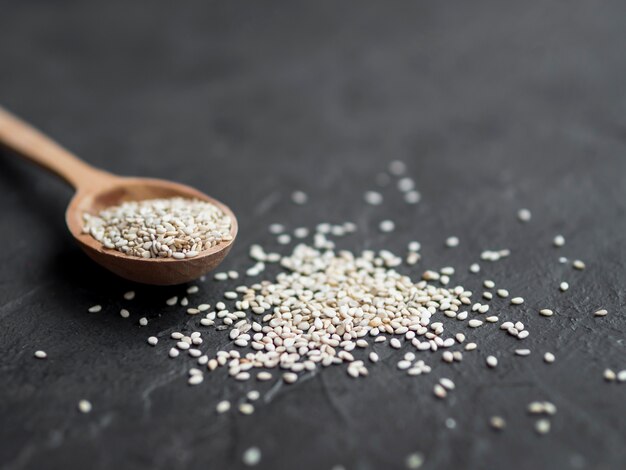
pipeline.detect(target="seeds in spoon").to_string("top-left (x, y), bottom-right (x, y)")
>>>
top-left (82, 197), bottom-right (232, 259)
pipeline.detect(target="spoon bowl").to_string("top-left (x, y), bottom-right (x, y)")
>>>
top-left (0, 106), bottom-right (238, 285)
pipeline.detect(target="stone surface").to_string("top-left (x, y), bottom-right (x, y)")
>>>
top-left (1, 1), bottom-right (626, 469)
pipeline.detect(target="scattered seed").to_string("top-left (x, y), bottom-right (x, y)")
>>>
top-left (511, 297), bottom-right (524, 305)
top-left (445, 236), bottom-right (459, 248)
top-left (604, 369), bottom-right (616, 381)
top-left (139, 317), bottom-right (148, 326)
top-left (405, 452), bottom-right (424, 469)
top-left (216, 400), bottom-right (231, 413)
top-left (486, 356), bottom-right (498, 368)
top-left (242, 447), bottom-right (262, 466)
top-left (433, 384), bottom-right (447, 398)
top-left (88, 305), bottom-right (102, 313)
top-left (515, 349), bottom-right (531, 356)
top-left (119, 308), bottom-right (130, 318)
top-left (544, 352), bottom-right (555, 363)
top-left (518, 208), bottom-right (532, 222)
top-left (78, 399), bottom-right (92, 413)
top-left (573, 260), bottom-right (585, 270)
top-left (539, 309), bottom-right (554, 317)
top-left (239, 403), bottom-right (255, 415)
top-left (490, 416), bottom-right (506, 430)
top-left (559, 282), bottom-right (569, 292)
top-left (618, 370), bottom-right (626, 382)
top-left (364, 191), bottom-right (383, 205)
top-left (291, 191), bottom-right (308, 205)
top-left (34, 350), bottom-right (47, 359)
top-left (123, 291), bottom-right (135, 300)
top-left (379, 220), bottom-right (395, 233)
top-left (535, 419), bottom-right (551, 435)
top-left (553, 235), bottom-right (565, 247)
top-left (147, 336), bottom-right (158, 346)
top-left (594, 309), bottom-right (608, 317)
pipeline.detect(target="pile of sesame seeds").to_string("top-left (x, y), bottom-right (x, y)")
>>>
top-left (70, 159), bottom-right (623, 468)
top-left (82, 197), bottom-right (232, 259)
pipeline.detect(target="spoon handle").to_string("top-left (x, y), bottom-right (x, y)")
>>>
top-left (0, 106), bottom-right (112, 191)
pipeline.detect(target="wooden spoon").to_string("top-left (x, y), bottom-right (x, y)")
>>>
top-left (0, 106), bottom-right (238, 285)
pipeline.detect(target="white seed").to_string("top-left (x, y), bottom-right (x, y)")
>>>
top-left (390, 338), bottom-right (402, 349)
top-left (573, 260), bottom-right (586, 270)
top-left (405, 452), bottom-right (424, 469)
top-left (465, 343), bottom-right (477, 351)
top-left (379, 220), bottom-right (395, 233)
top-left (77, 399), bottom-right (92, 414)
top-left (515, 349), bottom-right (531, 356)
top-left (604, 369), bottom-right (616, 381)
top-left (404, 191), bottom-right (421, 204)
top-left (239, 403), bottom-right (255, 415)
top-left (34, 350), bottom-right (47, 359)
top-left (544, 352), bottom-right (555, 363)
top-left (535, 419), bottom-right (550, 435)
top-left (188, 374), bottom-right (204, 385)
top-left (486, 356), bottom-right (498, 368)
top-left (594, 309), bottom-right (608, 317)
top-left (291, 191), bottom-right (308, 205)
top-left (511, 297), bottom-right (524, 305)
top-left (469, 263), bottom-right (480, 273)
top-left (618, 370), bottom-right (626, 382)
top-left (283, 372), bottom-right (298, 384)
top-left (269, 223), bottom-right (284, 234)
top-left (166, 296), bottom-right (178, 306)
top-left (490, 416), bottom-right (506, 430)
top-left (483, 280), bottom-right (495, 289)
top-left (440, 378), bottom-right (455, 390)
top-left (169, 348), bottom-right (179, 358)
top-left (364, 191), bottom-right (383, 205)
top-left (539, 309), bottom-right (553, 317)
top-left (242, 447), bottom-right (261, 466)
top-left (123, 291), bottom-right (135, 300)
top-left (497, 289), bottom-right (509, 298)
top-left (559, 282), bottom-right (569, 292)
top-left (369, 352), bottom-right (379, 363)
top-left (147, 336), bottom-right (158, 346)
top-left (408, 241), bottom-right (421, 252)
top-left (257, 371), bottom-right (272, 381)
top-left (468, 319), bottom-right (483, 328)
top-left (216, 400), bottom-right (231, 413)
top-left (88, 305), bottom-right (102, 313)
top-left (388, 160), bottom-right (406, 175)
top-left (433, 384), bottom-right (447, 398)
top-left (119, 308), bottom-right (130, 318)
top-left (139, 317), bottom-right (148, 326)
top-left (214, 272), bottom-right (228, 281)
top-left (445, 236), bottom-right (459, 248)
top-left (187, 285), bottom-right (199, 294)
top-left (277, 234), bottom-right (291, 245)
top-left (553, 235), bottom-right (565, 247)
top-left (517, 208), bottom-right (532, 222)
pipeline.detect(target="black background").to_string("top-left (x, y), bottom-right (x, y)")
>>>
top-left (1, 1), bottom-right (625, 469)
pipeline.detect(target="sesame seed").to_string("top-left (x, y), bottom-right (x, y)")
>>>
top-left (82, 198), bottom-right (231, 259)
top-left (239, 403), bottom-right (255, 415)
top-left (139, 317), bottom-right (148, 326)
top-left (166, 296), bottom-right (178, 306)
top-left (604, 369), bottom-right (616, 381)
top-left (497, 289), bottom-right (509, 298)
top-left (257, 371), bottom-right (272, 381)
top-left (465, 343), bottom-right (477, 351)
top-left (515, 349), bottom-right (531, 356)
top-left (78, 399), bottom-right (92, 413)
top-left (469, 263), bottom-right (480, 273)
top-left (389, 160), bottom-right (406, 175)
top-left (188, 374), bottom-right (203, 385)
top-left (445, 236), bottom-right (459, 248)
top-left (468, 319), bottom-right (483, 328)
top-left (283, 372), bottom-right (298, 384)
top-left (242, 447), bottom-right (261, 466)
top-left (123, 291), bottom-right (135, 300)
top-left (573, 260), bottom-right (586, 270)
top-left (147, 336), bottom-right (158, 346)
top-left (440, 378), bottom-right (455, 390)
top-left (483, 280), bottom-right (495, 289)
top-left (88, 305), bottom-right (102, 313)
top-left (618, 370), bottom-right (626, 382)
top-left (404, 191), bottom-right (421, 204)
top-left (553, 235), bottom-right (565, 247)
top-left (517, 208), bottom-right (532, 222)
top-left (397, 177), bottom-right (415, 192)
top-left (535, 419), bottom-right (550, 435)
top-left (544, 352), bottom-right (555, 363)
top-left (169, 348), bottom-right (179, 358)
top-left (490, 416), bottom-right (506, 430)
top-left (511, 297), bottom-right (524, 305)
top-left (369, 352), bottom-right (379, 363)
top-left (291, 191), bottom-right (308, 205)
top-left (34, 350), bottom-right (47, 359)
top-left (268, 223), bottom-right (284, 234)
top-left (277, 234), bottom-right (291, 245)
top-left (539, 309), bottom-right (554, 317)
top-left (216, 400), bottom-right (231, 413)
top-left (433, 384), bottom-right (447, 398)
top-left (594, 309), bottom-right (608, 317)
top-left (486, 356), bottom-right (498, 368)
top-left (364, 191), bottom-right (383, 205)
top-left (187, 286), bottom-right (199, 294)
top-left (405, 452), bottom-right (424, 469)
top-left (379, 220), bottom-right (395, 233)
top-left (214, 272), bottom-right (228, 281)
top-left (559, 282), bottom-right (569, 292)
top-left (120, 308), bottom-right (130, 318)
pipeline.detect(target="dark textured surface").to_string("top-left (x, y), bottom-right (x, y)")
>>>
top-left (1, 1), bottom-right (626, 469)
